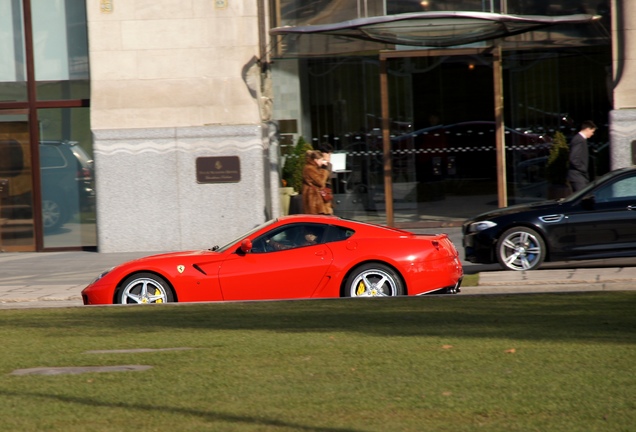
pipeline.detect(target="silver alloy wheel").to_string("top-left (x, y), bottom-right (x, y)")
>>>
top-left (41, 199), bottom-right (63, 229)
top-left (498, 228), bottom-right (545, 271)
top-left (348, 268), bottom-right (400, 297)
top-left (119, 276), bottom-right (169, 304)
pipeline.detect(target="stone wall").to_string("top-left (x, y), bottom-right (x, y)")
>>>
top-left (86, 1), bottom-right (274, 252)
top-left (610, 0), bottom-right (636, 168)
top-left (94, 125), bottom-right (267, 252)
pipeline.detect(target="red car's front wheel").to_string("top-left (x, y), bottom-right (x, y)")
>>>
top-left (116, 273), bottom-right (175, 304)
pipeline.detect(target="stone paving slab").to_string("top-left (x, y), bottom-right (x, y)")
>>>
top-left (464, 281), bottom-right (636, 295)
top-left (0, 285), bottom-right (84, 303)
top-left (478, 267), bottom-right (636, 286)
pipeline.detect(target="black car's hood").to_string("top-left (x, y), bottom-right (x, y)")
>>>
top-left (468, 199), bottom-right (565, 222)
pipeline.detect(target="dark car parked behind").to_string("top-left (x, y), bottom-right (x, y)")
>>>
top-left (463, 167), bottom-right (636, 270)
top-left (39, 141), bottom-right (95, 230)
top-left (0, 139), bottom-right (95, 231)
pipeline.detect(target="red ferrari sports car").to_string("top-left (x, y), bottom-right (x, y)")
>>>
top-left (81, 215), bottom-right (463, 305)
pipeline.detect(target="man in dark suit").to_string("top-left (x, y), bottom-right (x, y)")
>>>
top-left (567, 120), bottom-right (597, 192)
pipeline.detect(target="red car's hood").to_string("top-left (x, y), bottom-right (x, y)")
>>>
top-left (130, 250), bottom-right (218, 262)
top-left (143, 250), bottom-right (214, 259)
top-left (114, 250), bottom-right (222, 270)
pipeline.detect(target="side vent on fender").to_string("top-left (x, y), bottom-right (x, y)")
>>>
top-left (193, 264), bottom-right (207, 275)
top-left (539, 214), bottom-right (564, 223)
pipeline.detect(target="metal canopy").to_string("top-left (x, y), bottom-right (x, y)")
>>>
top-left (270, 12), bottom-right (599, 48)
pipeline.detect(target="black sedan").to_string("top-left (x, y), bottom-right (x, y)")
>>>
top-left (463, 167), bottom-right (636, 271)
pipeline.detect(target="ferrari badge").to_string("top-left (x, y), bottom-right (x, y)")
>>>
top-left (177, 265), bottom-right (185, 274)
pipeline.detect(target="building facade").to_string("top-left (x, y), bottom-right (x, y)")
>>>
top-left (269, 0), bottom-right (634, 227)
top-left (1, 0), bottom-right (275, 252)
top-left (0, 0), bottom-right (634, 252)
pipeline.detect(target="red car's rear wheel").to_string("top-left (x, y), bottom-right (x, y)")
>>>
top-left (344, 264), bottom-right (404, 297)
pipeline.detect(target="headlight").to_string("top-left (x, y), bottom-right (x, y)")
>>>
top-left (468, 220), bottom-right (497, 233)
top-left (90, 267), bottom-right (113, 284)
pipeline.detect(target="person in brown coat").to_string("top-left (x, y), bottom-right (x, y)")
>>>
top-left (302, 150), bottom-right (332, 214)
top-left (318, 143), bottom-right (335, 215)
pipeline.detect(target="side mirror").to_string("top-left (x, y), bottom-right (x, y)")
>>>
top-left (581, 194), bottom-right (595, 210)
top-left (240, 239), bottom-right (253, 253)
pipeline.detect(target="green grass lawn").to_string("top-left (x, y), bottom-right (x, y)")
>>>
top-left (1, 292), bottom-right (634, 431)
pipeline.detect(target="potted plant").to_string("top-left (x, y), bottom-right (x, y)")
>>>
top-left (281, 136), bottom-right (313, 214)
top-left (545, 131), bottom-right (572, 199)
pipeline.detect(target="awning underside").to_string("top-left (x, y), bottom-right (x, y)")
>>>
top-left (270, 11), bottom-right (600, 48)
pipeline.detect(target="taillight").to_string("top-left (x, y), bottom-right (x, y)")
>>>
top-left (76, 167), bottom-right (92, 181)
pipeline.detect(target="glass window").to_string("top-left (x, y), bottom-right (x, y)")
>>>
top-left (31, 0), bottom-right (90, 100)
top-left (387, 0), bottom-right (606, 15)
top-left (0, 113), bottom-right (34, 251)
top-left (253, 223), bottom-right (327, 252)
top-left (276, 0), bottom-right (385, 27)
top-left (595, 176), bottom-right (636, 202)
top-left (38, 107), bottom-right (95, 248)
top-left (39, 145), bottom-right (67, 168)
top-left (293, 44), bottom-right (610, 226)
top-left (324, 224), bottom-right (355, 242)
top-left (0, 1), bottom-right (28, 102)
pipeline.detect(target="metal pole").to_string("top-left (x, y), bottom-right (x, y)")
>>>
top-left (380, 58), bottom-right (394, 226)
top-left (493, 41), bottom-right (507, 208)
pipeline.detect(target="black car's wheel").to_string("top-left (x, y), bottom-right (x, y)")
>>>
top-left (41, 198), bottom-right (66, 230)
top-left (496, 227), bottom-right (546, 271)
top-left (116, 273), bottom-right (175, 304)
top-left (344, 263), bottom-right (404, 297)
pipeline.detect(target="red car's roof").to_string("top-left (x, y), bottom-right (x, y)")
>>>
top-left (276, 214), bottom-right (415, 236)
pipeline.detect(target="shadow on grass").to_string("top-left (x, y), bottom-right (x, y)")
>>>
top-left (0, 389), bottom-right (360, 432)
top-left (2, 292), bottom-right (635, 344)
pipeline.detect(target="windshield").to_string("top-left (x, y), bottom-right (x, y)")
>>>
top-left (215, 219), bottom-right (276, 253)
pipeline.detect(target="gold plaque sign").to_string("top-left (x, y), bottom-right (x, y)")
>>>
top-left (100, 0), bottom-right (113, 13)
top-left (196, 156), bottom-right (240, 184)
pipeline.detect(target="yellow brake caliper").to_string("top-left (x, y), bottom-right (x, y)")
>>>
top-left (155, 288), bottom-right (163, 303)
top-left (356, 280), bottom-right (366, 296)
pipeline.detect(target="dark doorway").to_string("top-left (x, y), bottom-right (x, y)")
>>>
top-left (413, 60), bottom-right (495, 129)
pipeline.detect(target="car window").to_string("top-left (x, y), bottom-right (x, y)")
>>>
top-left (594, 176), bottom-right (636, 202)
top-left (324, 225), bottom-right (355, 242)
top-left (40, 145), bottom-right (67, 169)
top-left (215, 219), bottom-right (276, 252)
top-left (251, 223), bottom-right (327, 253)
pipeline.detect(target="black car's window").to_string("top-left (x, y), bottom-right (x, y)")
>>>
top-left (40, 146), bottom-right (67, 169)
top-left (594, 176), bottom-right (636, 203)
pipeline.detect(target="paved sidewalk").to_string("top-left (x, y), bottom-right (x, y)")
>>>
top-left (0, 251), bottom-right (154, 307)
top-left (464, 265), bottom-right (636, 295)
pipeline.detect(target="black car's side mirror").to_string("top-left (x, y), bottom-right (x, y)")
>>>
top-left (581, 194), bottom-right (596, 210)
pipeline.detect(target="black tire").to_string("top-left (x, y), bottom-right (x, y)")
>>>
top-left (344, 263), bottom-right (404, 297)
top-left (116, 272), bottom-right (175, 304)
top-left (496, 227), bottom-right (546, 271)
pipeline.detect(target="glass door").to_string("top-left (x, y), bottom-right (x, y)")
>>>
top-left (0, 112), bottom-right (35, 252)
